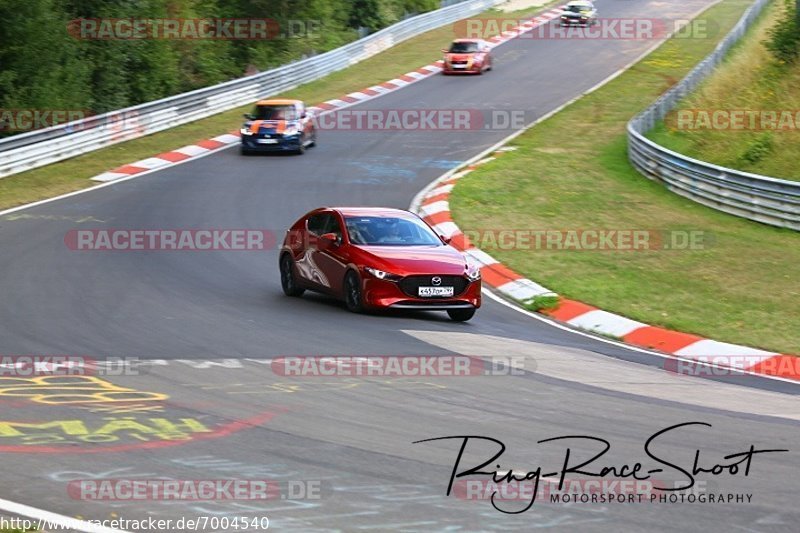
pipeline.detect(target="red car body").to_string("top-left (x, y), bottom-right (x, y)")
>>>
top-left (279, 207), bottom-right (481, 321)
top-left (442, 38), bottom-right (492, 75)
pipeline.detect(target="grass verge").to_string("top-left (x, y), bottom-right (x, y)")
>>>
top-left (647, 0), bottom-right (800, 180)
top-left (449, 0), bottom-right (800, 354)
top-left (0, 2), bottom-right (557, 211)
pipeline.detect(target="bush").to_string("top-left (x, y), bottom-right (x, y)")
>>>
top-left (765, 0), bottom-right (800, 62)
top-left (739, 132), bottom-right (773, 164)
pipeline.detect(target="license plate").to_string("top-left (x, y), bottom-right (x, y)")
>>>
top-left (419, 286), bottom-right (454, 297)
top-left (257, 138), bottom-right (278, 144)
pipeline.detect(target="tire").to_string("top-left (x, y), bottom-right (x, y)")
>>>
top-left (280, 254), bottom-right (304, 297)
top-left (240, 146), bottom-right (252, 156)
top-left (344, 271), bottom-right (364, 313)
top-left (447, 308), bottom-right (476, 322)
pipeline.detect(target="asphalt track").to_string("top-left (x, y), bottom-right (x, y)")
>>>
top-left (0, 1), bottom-right (797, 531)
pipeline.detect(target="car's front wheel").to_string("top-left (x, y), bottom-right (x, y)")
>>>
top-left (447, 308), bottom-right (476, 322)
top-left (344, 271), bottom-right (364, 313)
top-left (280, 254), bottom-right (304, 297)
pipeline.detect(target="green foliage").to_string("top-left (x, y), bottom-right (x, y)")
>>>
top-left (765, 0), bottom-right (800, 62)
top-left (348, 0), bottom-right (387, 31)
top-left (739, 132), bottom-right (773, 164)
top-left (523, 295), bottom-right (560, 312)
top-left (0, 0), bottom-right (441, 126)
top-left (399, 0), bottom-right (440, 13)
top-left (0, 0), bottom-right (90, 110)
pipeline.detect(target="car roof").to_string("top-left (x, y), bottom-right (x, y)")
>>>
top-left (255, 99), bottom-right (303, 106)
top-left (452, 38), bottom-right (482, 44)
top-left (322, 207), bottom-right (417, 218)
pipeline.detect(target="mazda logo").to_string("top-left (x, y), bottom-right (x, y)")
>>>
top-left (431, 276), bottom-right (442, 286)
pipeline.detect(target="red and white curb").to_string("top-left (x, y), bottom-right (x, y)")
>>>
top-left (89, 7), bottom-right (565, 182)
top-left (412, 149), bottom-right (799, 382)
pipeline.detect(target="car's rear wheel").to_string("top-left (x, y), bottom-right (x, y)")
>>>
top-left (447, 308), bottom-right (476, 322)
top-left (280, 254), bottom-right (304, 297)
top-left (344, 271), bottom-right (364, 313)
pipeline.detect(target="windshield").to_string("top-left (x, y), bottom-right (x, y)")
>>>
top-left (251, 105), bottom-right (297, 121)
top-left (565, 4), bottom-right (591, 12)
top-left (449, 42), bottom-right (479, 53)
top-left (345, 216), bottom-right (443, 246)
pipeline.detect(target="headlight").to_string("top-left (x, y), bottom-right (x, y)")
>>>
top-left (465, 258), bottom-right (481, 282)
top-left (240, 127), bottom-right (253, 135)
top-left (283, 126), bottom-right (300, 136)
top-left (365, 267), bottom-right (402, 281)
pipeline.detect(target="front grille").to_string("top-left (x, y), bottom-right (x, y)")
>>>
top-left (399, 275), bottom-right (468, 298)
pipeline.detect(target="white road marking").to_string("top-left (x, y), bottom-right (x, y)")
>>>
top-left (401, 329), bottom-right (800, 419)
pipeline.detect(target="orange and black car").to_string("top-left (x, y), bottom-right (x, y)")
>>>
top-left (240, 99), bottom-right (317, 155)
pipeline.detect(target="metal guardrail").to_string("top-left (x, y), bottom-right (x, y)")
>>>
top-left (627, 0), bottom-right (800, 231)
top-left (0, 0), bottom-right (502, 179)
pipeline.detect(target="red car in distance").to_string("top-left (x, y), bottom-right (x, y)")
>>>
top-left (442, 38), bottom-right (493, 74)
top-left (279, 207), bottom-right (481, 321)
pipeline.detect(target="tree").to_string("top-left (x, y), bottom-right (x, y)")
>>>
top-left (348, 0), bottom-right (386, 33)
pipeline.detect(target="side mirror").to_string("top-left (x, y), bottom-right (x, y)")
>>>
top-left (243, 113), bottom-right (254, 120)
top-left (319, 232), bottom-right (340, 248)
top-left (441, 48), bottom-right (449, 53)
top-left (440, 234), bottom-right (452, 244)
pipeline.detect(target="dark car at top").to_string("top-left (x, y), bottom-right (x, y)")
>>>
top-left (279, 207), bottom-right (482, 321)
top-left (240, 99), bottom-right (317, 155)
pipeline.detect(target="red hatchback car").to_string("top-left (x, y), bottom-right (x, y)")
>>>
top-left (442, 38), bottom-right (492, 74)
top-left (279, 207), bottom-right (481, 321)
